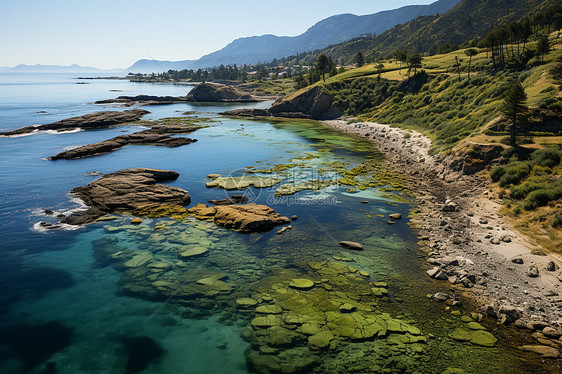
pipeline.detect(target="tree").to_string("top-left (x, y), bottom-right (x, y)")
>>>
top-left (536, 34), bottom-right (550, 63)
top-left (501, 81), bottom-right (528, 146)
top-left (393, 50), bottom-right (407, 74)
top-left (317, 53), bottom-right (330, 82)
top-left (376, 63), bottom-right (384, 82)
top-left (407, 54), bottom-right (422, 77)
top-left (464, 48), bottom-right (478, 79)
top-left (453, 56), bottom-right (463, 81)
top-left (354, 52), bottom-right (365, 67)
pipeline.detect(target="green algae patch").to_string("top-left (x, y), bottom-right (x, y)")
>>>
top-left (133, 205), bottom-right (189, 219)
top-left (206, 175), bottom-right (283, 190)
top-left (243, 261), bottom-right (429, 372)
top-left (450, 327), bottom-right (497, 347)
top-left (274, 180), bottom-right (336, 196)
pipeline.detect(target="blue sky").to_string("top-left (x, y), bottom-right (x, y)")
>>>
top-left (0, 0), bottom-right (434, 69)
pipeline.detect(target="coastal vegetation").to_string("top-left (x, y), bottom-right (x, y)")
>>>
top-left (491, 148), bottom-right (562, 253)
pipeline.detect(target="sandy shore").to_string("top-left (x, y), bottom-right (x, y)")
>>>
top-left (323, 119), bottom-right (562, 343)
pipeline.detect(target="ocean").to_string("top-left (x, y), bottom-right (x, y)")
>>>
top-left (0, 73), bottom-right (550, 374)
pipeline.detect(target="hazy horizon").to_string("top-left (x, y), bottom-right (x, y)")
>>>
top-left (0, 0), bottom-right (435, 69)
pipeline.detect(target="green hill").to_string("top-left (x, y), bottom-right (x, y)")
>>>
top-left (279, 0), bottom-right (559, 66)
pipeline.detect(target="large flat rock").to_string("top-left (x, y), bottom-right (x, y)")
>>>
top-left (188, 203), bottom-right (290, 233)
top-left (0, 109), bottom-right (149, 136)
top-left (63, 168), bottom-right (190, 225)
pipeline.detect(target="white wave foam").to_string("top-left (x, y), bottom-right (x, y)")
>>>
top-left (32, 221), bottom-right (83, 233)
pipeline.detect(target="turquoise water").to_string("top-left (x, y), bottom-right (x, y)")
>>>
top-left (0, 74), bottom-right (556, 374)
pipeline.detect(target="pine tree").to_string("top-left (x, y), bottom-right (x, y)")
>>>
top-left (317, 54), bottom-right (330, 82)
top-left (501, 81), bottom-right (528, 146)
top-left (536, 34), bottom-right (550, 63)
top-left (354, 52), bottom-right (365, 67)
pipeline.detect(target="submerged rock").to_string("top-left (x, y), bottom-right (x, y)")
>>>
top-left (519, 344), bottom-right (560, 358)
top-left (289, 279), bottom-right (315, 290)
top-left (338, 241), bottom-right (364, 251)
top-left (208, 195), bottom-right (249, 205)
top-left (206, 175), bottom-right (282, 190)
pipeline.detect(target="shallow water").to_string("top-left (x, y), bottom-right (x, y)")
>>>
top-left (0, 73), bottom-right (557, 374)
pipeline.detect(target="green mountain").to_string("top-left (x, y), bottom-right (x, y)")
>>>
top-left (280, 0), bottom-right (557, 65)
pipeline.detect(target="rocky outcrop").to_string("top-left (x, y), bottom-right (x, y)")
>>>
top-left (187, 203), bottom-right (289, 233)
top-left (62, 168), bottom-right (190, 225)
top-left (269, 86), bottom-right (342, 120)
top-left (0, 110), bottom-right (149, 137)
top-left (186, 83), bottom-right (257, 102)
top-left (48, 122), bottom-right (202, 160)
top-left (444, 142), bottom-right (506, 175)
top-left (95, 95), bottom-right (186, 106)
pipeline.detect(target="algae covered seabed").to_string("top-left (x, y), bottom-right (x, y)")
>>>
top-left (0, 86), bottom-right (553, 373)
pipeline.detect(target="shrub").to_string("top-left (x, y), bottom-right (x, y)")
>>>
top-left (490, 166), bottom-right (506, 181)
top-left (510, 177), bottom-right (547, 199)
top-left (553, 214), bottom-right (562, 228)
top-left (523, 188), bottom-right (562, 210)
top-left (498, 162), bottom-right (531, 187)
top-left (531, 149), bottom-right (561, 169)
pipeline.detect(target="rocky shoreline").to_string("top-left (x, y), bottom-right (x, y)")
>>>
top-left (321, 119), bottom-right (562, 358)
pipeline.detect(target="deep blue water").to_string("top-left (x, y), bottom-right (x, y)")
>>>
top-left (0, 73), bottom-right (554, 374)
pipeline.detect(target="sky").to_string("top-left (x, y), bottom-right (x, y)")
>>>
top-left (0, 0), bottom-right (435, 69)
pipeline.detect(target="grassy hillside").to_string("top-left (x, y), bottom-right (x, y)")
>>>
top-left (297, 35), bottom-right (560, 152)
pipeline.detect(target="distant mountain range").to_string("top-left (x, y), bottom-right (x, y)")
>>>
top-left (127, 0), bottom-right (460, 73)
top-left (0, 64), bottom-right (124, 73)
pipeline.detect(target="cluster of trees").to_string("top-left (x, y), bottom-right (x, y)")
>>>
top-left (480, 3), bottom-right (561, 67)
top-left (392, 50), bottom-right (422, 76)
top-left (293, 54), bottom-right (342, 89)
top-left (128, 62), bottom-right (311, 83)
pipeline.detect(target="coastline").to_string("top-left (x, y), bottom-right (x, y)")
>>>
top-left (322, 119), bottom-right (562, 347)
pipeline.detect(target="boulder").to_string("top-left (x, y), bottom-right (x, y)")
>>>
top-left (527, 265), bottom-right (539, 278)
top-left (542, 326), bottom-right (561, 339)
top-left (188, 203), bottom-right (290, 233)
top-left (269, 86), bottom-right (342, 120)
top-left (186, 83), bottom-right (256, 102)
top-left (498, 305), bottom-right (522, 322)
top-left (546, 260), bottom-right (558, 272)
top-left (511, 257), bottom-right (524, 264)
top-left (338, 241), bottom-right (364, 251)
top-left (213, 204), bottom-right (290, 233)
top-left (442, 200), bottom-right (457, 212)
top-left (63, 168), bottom-right (190, 225)
top-left (389, 213), bottom-right (402, 220)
